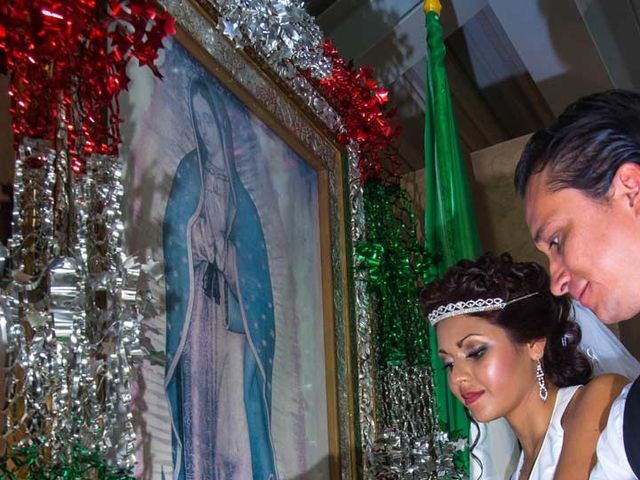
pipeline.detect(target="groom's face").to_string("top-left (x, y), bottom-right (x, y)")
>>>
top-left (524, 169), bottom-right (640, 324)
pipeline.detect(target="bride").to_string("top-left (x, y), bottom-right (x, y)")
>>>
top-left (421, 253), bottom-right (629, 479)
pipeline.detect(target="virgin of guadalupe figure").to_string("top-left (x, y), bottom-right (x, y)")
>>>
top-left (163, 77), bottom-right (278, 480)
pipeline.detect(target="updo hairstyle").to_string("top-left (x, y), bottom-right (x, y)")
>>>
top-left (420, 253), bottom-right (592, 387)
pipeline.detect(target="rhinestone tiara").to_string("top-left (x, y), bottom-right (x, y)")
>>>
top-left (428, 292), bottom-right (539, 325)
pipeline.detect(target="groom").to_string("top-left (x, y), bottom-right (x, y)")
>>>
top-left (515, 89), bottom-right (640, 479)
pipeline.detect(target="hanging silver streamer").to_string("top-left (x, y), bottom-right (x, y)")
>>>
top-left (371, 364), bottom-right (466, 479)
top-left (1, 140), bottom-right (154, 472)
top-left (378, 365), bottom-right (436, 438)
top-left (347, 141), bottom-right (380, 479)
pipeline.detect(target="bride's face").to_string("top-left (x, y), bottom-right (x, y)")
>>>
top-left (437, 314), bottom-right (543, 423)
top-left (193, 93), bottom-right (226, 171)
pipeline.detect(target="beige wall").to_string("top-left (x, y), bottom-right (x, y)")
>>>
top-left (469, 134), bottom-right (546, 264)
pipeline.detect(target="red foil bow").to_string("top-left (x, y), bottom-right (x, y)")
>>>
top-left (305, 39), bottom-right (402, 183)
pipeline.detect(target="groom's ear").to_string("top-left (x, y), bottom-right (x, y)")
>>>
top-left (611, 163), bottom-right (640, 214)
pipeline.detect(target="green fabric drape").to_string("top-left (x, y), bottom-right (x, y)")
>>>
top-left (424, 8), bottom-right (482, 473)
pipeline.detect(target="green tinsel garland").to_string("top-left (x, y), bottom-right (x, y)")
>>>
top-left (357, 180), bottom-right (467, 478)
top-left (357, 180), bottom-right (438, 367)
top-left (0, 444), bottom-right (134, 480)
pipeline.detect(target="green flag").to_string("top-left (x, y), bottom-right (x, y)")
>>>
top-left (423, 0), bottom-right (482, 472)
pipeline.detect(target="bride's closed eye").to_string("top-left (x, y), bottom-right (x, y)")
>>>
top-left (442, 361), bottom-right (454, 372)
top-left (466, 345), bottom-right (488, 360)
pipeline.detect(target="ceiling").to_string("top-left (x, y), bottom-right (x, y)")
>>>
top-left (305, 0), bottom-right (640, 171)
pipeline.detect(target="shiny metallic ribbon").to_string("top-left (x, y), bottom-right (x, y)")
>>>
top-left (370, 365), bottom-right (466, 479)
top-left (1, 142), bottom-right (154, 476)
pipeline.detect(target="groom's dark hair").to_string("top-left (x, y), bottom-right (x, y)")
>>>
top-left (515, 89), bottom-right (640, 199)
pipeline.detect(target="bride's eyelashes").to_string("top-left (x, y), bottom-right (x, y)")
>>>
top-left (466, 345), bottom-right (488, 360)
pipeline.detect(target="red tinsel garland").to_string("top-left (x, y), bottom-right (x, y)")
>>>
top-left (1, 3), bottom-right (396, 181)
top-left (305, 39), bottom-right (403, 183)
top-left (0, 0), bottom-right (175, 173)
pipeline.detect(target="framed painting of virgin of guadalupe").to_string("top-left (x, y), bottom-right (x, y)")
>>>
top-left (121, 1), bottom-right (357, 479)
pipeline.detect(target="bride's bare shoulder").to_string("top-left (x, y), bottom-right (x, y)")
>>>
top-left (565, 373), bottom-right (629, 427)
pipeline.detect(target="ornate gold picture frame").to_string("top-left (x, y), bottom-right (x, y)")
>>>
top-left (122, 1), bottom-right (359, 478)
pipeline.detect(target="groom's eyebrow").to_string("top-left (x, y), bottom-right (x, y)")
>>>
top-left (533, 222), bottom-right (550, 245)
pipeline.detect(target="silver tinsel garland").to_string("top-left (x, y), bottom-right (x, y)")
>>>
top-left (372, 365), bottom-right (467, 479)
top-left (215, 0), bottom-right (332, 78)
top-left (0, 137), bottom-right (153, 471)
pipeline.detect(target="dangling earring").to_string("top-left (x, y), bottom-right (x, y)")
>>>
top-left (536, 360), bottom-right (548, 401)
